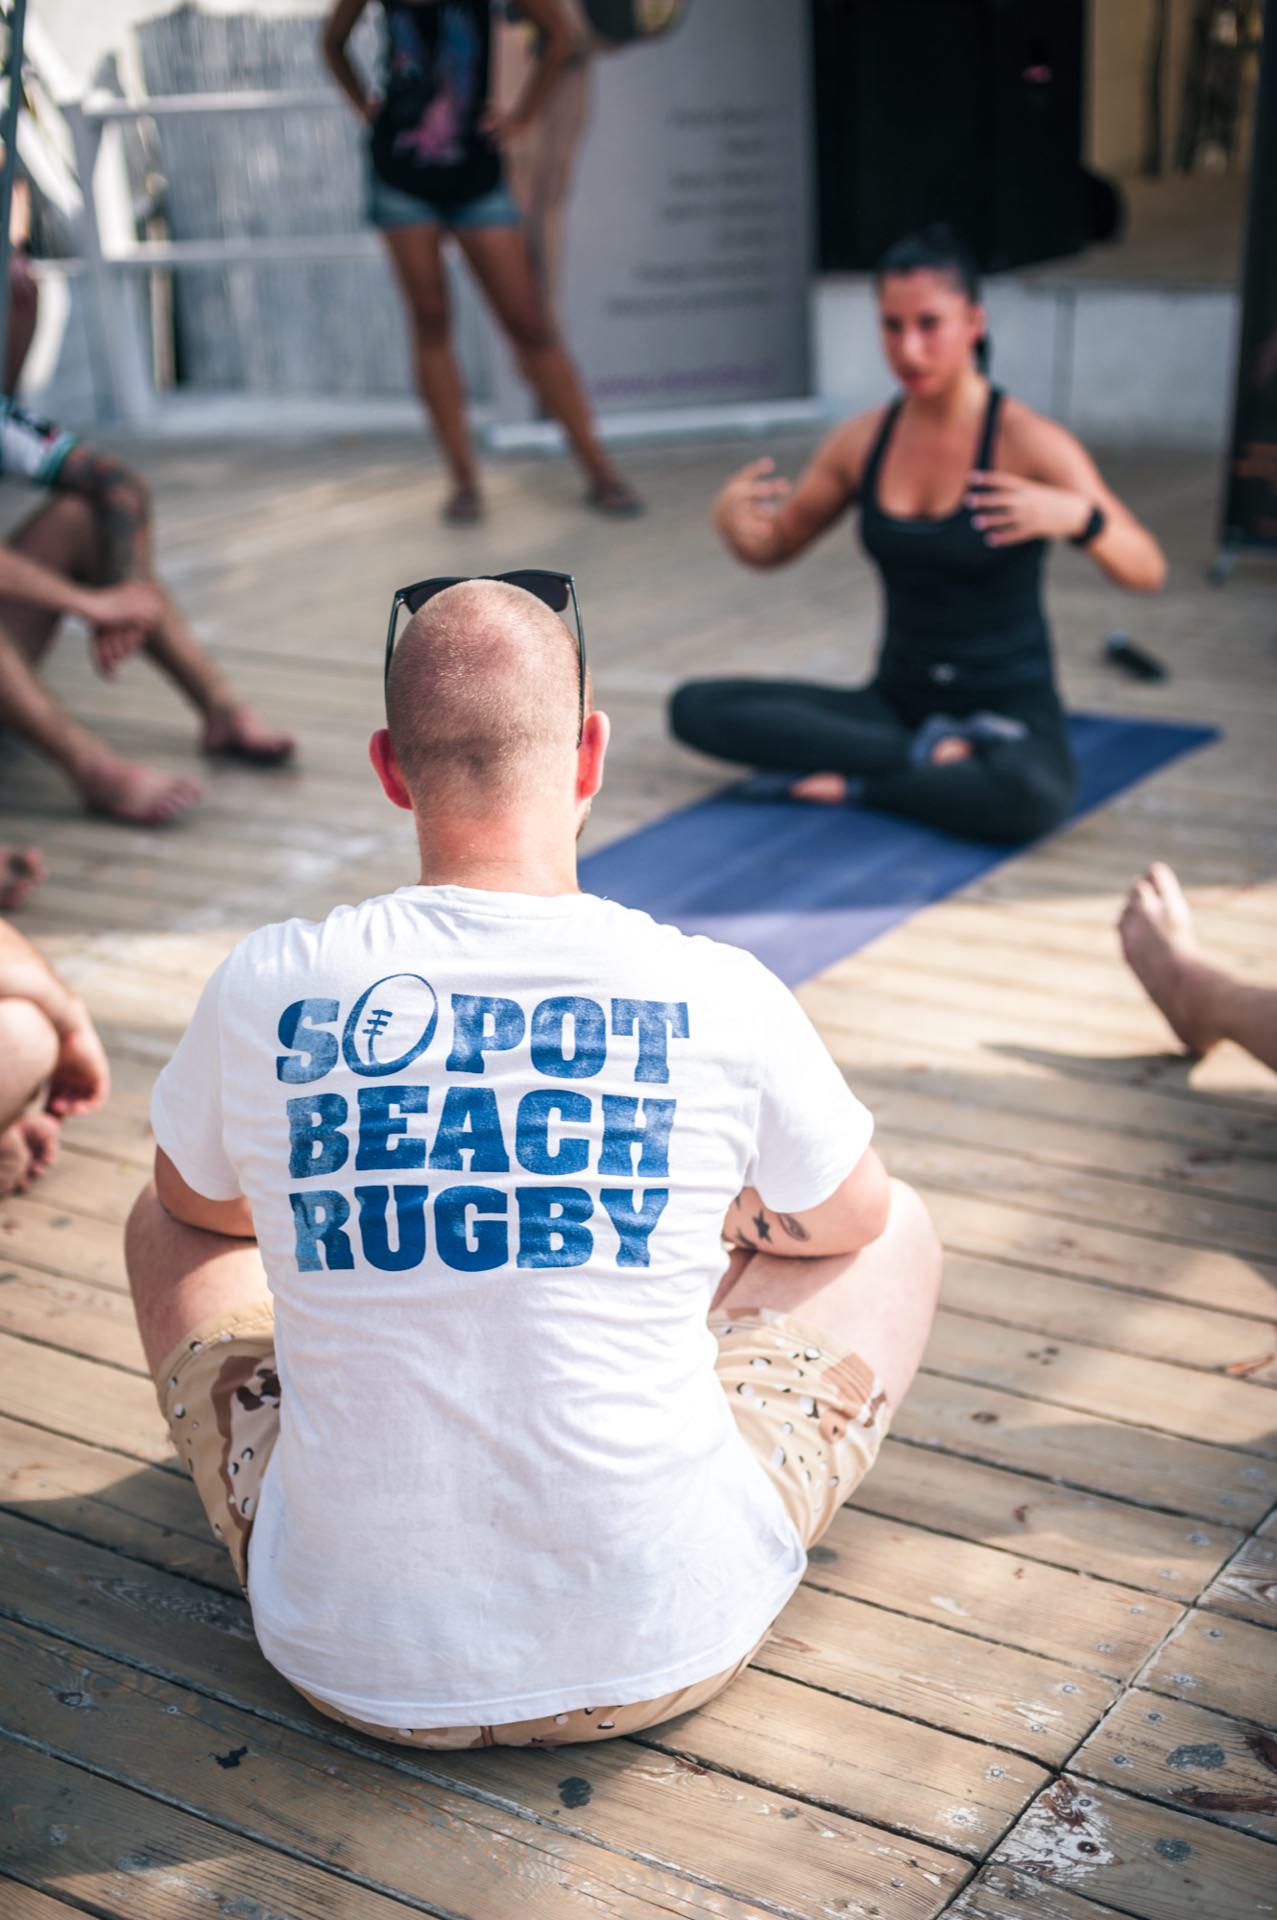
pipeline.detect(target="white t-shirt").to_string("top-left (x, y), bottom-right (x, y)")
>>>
top-left (151, 885), bottom-right (873, 1726)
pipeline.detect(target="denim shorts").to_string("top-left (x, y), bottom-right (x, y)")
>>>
top-left (367, 162), bottom-right (522, 232)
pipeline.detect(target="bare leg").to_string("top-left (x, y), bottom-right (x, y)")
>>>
top-left (455, 225), bottom-right (640, 512)
top-left (125, 1182), bottom-right (270, 1378)
top-left (1119, 862), bottom-right (1277, 1072)
top-left (0, 996), bottom-right (61, 1195)
top-left (382, 223), bottom-right (484, 517)
top-left (714, 1180), bottom-right (941, 1415)
top-left (0, 497), bottom-right (204, 822)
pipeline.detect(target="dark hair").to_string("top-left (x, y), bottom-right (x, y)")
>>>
top-left (875, 224), bottom-right (991, 372)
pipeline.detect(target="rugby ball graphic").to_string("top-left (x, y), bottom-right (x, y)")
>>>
top-left (341, 973), bottom-right (439, 1077)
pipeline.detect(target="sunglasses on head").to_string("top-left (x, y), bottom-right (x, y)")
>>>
top-left (384, 568), bottom-right (587, 743)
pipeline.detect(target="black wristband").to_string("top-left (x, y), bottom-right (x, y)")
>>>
top-left (1070, 503), bottom-right (1107, 548)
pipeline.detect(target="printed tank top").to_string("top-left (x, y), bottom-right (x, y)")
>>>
top-left (372, 0), bottom-right (501, 209)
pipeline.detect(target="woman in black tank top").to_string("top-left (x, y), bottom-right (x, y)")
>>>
top-left (670, 228), bottom-right (1167, 846)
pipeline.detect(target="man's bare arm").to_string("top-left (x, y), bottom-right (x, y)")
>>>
top-left (724, 1145), bottom-right (891, 1258)
top-left (155, 1146), bottom-right (256, 1240)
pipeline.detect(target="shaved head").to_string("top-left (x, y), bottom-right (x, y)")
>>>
top-left (385, 580), bottom-right (584, 812)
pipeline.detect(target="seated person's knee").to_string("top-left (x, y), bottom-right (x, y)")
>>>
top-left (0, 996), bottom-right (59, 1123)
top-left (1006, 774), bottom-right (1073, 845)
top-left (668, 680), bottom-right (719, 748)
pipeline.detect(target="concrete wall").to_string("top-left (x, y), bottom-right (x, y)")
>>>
top-left (815, 276), bottom-right (1239, 453)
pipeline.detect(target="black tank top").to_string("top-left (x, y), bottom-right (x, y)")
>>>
top-left (858, 385), bottom-right (1053, 693)
top-left (371, 0), bottom-right (502, 210)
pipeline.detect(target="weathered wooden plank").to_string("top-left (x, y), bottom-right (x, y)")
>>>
top-left (1199, 1532), bottom-right (1277, 1631)
top-left (3, 1726), bottom-right (795, 1920)
top-left (640, 1664), bottom-right (1048, 1857)
top-left (927, 1311), bottom-right (1277, 1453)
top-left (756, 1582), bottom-right (1117, 1764)
top-left (809, 1508), bottom-right (1180, 1677)
top-left (0, 1199), bottom-right (128, 1289)
top-left (922, 1187), bottom-right (1277, 1320)
top-left (0, 1261), bottom-right (147, 1371)
top-left (0, 1534), bottom-right (965, 1915)
top-left (0, 1882), bottom-right (89, 1920)
top-left (1142, 1609), bottom-right (1277, 1722)
top-left (0, 1333), bottom-right (171, 1465)
top-left (824, 1027), bottom-right (1277, 1167)
top-left (859, 1442), bottom-right (1242, 1599)
top-left (895, 1373), bottom-right (1277, 1527)
top-left (0, 1426), bottom-right (231, 1600)
top-left (993, 1775), bottom-right (1277, 1920)
top-left (1075, 1691), bottom-right (1277, 1841)
top-left (944, 1861), bottom-right (1132, 1918)
top-left (0, 1743), bottom-right (421, 1920)
top-left (938, 1256), bottom-right (1277, 1386)
top-left (892, 1136), bottom-right (1277, 1262)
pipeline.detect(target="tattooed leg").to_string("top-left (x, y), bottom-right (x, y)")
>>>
top-left (51, 446), bottom-right (295, 766)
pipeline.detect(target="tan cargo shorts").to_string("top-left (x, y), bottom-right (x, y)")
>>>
top-left (155, 1301), bottom-right (890, 1749)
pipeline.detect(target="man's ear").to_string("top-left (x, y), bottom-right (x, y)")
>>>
top-left (577, 708), bottom-right (610, 804)
top-left (369, 728), bottom-right (414, 811)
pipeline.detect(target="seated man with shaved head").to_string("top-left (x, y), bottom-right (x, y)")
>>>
top-left (127, 575), bottom-right (941, 1749)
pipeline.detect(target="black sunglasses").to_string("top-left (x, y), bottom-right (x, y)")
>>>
top-left (384, 569), bottom-right (587, 743)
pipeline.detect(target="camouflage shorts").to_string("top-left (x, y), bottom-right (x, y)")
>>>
top-left (155, 1300), bottom-right (889, 1748)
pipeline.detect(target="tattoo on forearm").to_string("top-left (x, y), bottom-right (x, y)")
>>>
top-left (725, 1189), bottom-right (809, 1251)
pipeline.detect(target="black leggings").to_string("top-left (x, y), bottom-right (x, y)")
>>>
top-left (668, 675), bottom-right (1077, 846)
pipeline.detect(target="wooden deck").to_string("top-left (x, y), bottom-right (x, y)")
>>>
top-left (1, 433), bottom-right (1275, 1920)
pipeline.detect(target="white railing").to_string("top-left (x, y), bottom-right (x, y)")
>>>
top-left (62, 86), bottom-right (373, 426)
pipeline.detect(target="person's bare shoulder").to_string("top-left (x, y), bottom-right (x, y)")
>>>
top-left (816, 404), bottom-right (891, 495)
top-left (994, 393), bottom-right (1085, 476)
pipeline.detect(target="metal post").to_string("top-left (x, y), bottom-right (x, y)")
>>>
top-left (0, 0), bottom-right (29, 392)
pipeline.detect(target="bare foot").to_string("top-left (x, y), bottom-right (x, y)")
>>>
top-left (930, 736), bottom-right (975, 766)
top-left (791, 772), bottom-right (850, 805)
top-left (441, 484), bottom-right (485, 526)
top-left (80, 756), bottom-right (205, 826)
top-left (203, 704), bottom-right (296, 767)
top-left (0, 844), bottom-right (44, 910)
top-left (0, 1111), bottom-right (60, 1196)
top-left (1118, 862), bottom-right (1223, 1055)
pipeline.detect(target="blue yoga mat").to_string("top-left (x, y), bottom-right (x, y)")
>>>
top-left (580, 713), bottom-right (1216, 987)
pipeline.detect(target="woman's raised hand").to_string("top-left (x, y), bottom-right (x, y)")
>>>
top-left (713, 457), bottom-right (792, 564)
top-left (966, 470), bottom-right (1092, 546)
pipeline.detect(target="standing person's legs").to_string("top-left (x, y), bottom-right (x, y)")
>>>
top-left (454, 224), bottom-right (640, 513)
top-left (670, 676), bottom-right (915, 781)
top-left (381, 223), bottom-right (485, 520)
top-left (0, 989), bottom-right (60, 1195)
